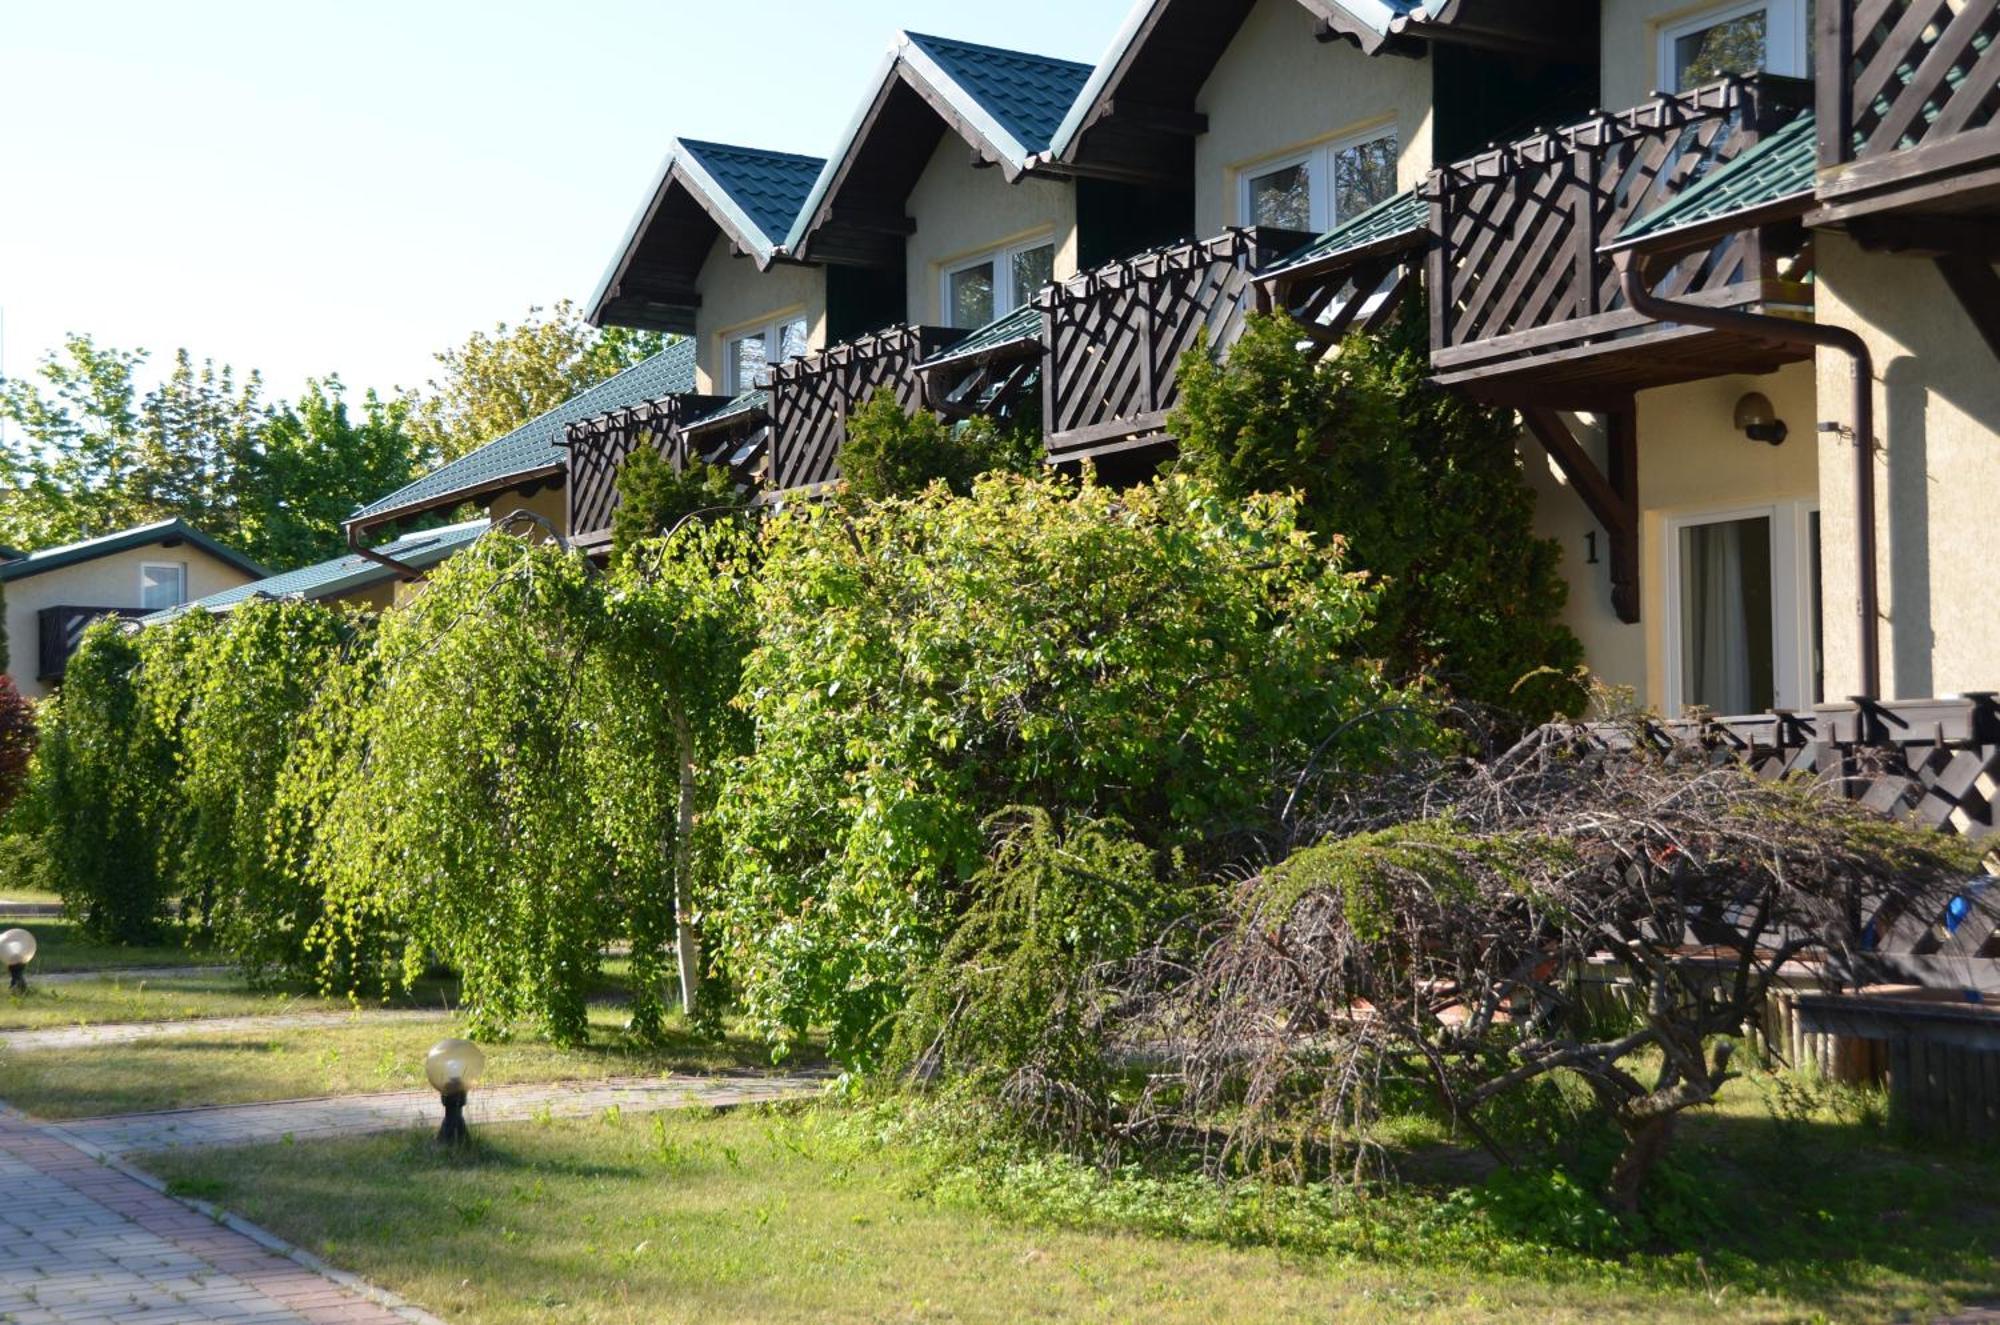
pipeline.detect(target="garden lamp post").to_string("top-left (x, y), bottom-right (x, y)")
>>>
top-left (0, 928), bottom-right (35, 993)
top-left (424, 1038), bottom-right (485, 1146)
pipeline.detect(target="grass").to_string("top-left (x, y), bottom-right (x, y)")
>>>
top-left (0, 1004), bottom-right (807, 1119)
top-left (0, 885), bottom-right (63, 909)
top-left (10, 917), bottom-right (216, 973)
top-left (141, 1090), bottom-right (2000, 1325)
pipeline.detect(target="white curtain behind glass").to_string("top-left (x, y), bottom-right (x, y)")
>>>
top-left (1679, 516), bottom-right (1775, 714)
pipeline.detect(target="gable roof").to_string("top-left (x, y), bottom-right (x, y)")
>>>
top-left (142, 520), bottom-right (489, 625)
top-left (589, 139), bottom-right (826, 331)
top-left (1607, 110), bottom-right (1818, 255)
top-left (1049, 0), bottom-right (1592, 181)
top-left (347, 339), bottom-right (699, 531)
top-left (0, 518), bottom-right (267, 585)
top-left (787, 32), bottom-right (1093, 266)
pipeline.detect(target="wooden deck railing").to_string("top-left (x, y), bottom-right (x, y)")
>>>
top-left (1426, 75), bottom-right (1812, 401)
top-left (1815, 0), bottom-right (2000, 223)
top-left (564, 393), bottom-right (730, 541)
top-left (766, 325), bottom-right (966, 496)
top-left (38, 606), bottom-right (149, 683)
top-left (1039, 228), bottom-right (1310, 463)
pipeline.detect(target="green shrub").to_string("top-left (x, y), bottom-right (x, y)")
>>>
top-left (608, 445), bottom-right (741, 568)
top-left (0, 673), bottom-right (34, 820)
top-left (716, 470), bottom-right (1430, 1064)
top-left (839, 390), bottom-right (1038, 502)
top-left (1172, 311), bottom-right (1585, 722)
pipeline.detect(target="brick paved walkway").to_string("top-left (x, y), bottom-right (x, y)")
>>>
top-left (1, 1009), bottom-right (442, 1052)
top-left (0, 1108), bottom-right (432, 1324)
top-left (60, 1072), bottom-right (828, 1156)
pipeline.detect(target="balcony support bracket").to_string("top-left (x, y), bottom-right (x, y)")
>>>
top-left (1521, 405), bottom-right (1640, 624)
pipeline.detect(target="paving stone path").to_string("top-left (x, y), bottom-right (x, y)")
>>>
top-left (1, 1009), bottom-right (443, 1052)
top-left (58, 1072), bottom-right (827, 1157)
top-left (0, 1107), bottom-right (432, 1325)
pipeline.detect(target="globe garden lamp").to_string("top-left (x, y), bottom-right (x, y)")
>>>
top-left (425, 1038), bottom-right (485, 1146)
top-left (0, 928), bottom-right (36, 994)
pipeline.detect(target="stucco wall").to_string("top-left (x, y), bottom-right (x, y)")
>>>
top-left (1526, 361), bottom-right (1819, 712)
top-left (1192, 0), bottom-right (1434, 238)
top-left (904, 134), bottom-right (1077, 327)
top-left (4, 544), bottom-right (257, 699)
top-left (1813, 235), bottom-right (2000, 702)
top-left (692, 234), bottom-right (827, 395)
top-left (482, 482), bottom-right (570, 541)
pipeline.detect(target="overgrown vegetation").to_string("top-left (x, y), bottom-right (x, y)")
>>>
top-left (608, 443), bottom-right (742, 567)
top-left (838, 389), bottom-right (1038, 501)
top-left (0, 672), bottom-right (34, 817)
top-left (1172, 312), bottom-right (1585, 722)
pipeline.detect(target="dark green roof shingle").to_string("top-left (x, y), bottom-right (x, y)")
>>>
top-left (1265, 189), bottom-right (1428, 277)
top-left (903, 32), bottom-right (1093, 154)
top-left (677, 140), bottom-right (826, 252)
top-left (919, 304), bottom-right (1041, 369)
top-left (349, 338), bottom-right (698, 526)
top-left (1612, 111), bottom-right (1817, 249)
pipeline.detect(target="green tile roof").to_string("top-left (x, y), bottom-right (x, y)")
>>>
top-left (903, 32), bottom-right (1093, 155)
top-left (686, 389), bottom-right (770, 431)
top-left (1264, 189), bottom-right (1427, 277)
top-left (919, 304), bottom-right (1042, 370)
top-left (0, 518), bottom-right (268, 584)
top-left (142, 520), bottom-right (488, 624)
top-left (676, 140), bottom-right (826, 254)
top-left (349, 338), bottom-right (697, 527)
top-left (1612, 111), bottom-right (1817, 249)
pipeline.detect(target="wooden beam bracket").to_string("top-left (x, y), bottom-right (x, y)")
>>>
top-left (1522, 405), bottom-right (1640, 624)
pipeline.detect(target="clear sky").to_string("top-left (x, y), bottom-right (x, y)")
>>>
top-left (0, 1), bottom-right (1127, 406)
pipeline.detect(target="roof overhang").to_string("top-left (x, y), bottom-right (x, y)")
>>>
top-left (589, 140), bottom-right (810, 331)
top-left (343, 462), bottom-right (565, 540)
top-left (788, 34), bottom-right (1079, 267)
top-left (0, 519), bottom-right (268, 585)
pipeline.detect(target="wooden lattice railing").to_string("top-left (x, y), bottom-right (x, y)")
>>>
top-left (1040, 228), bottom-right (1310, 463)
top-left (766, 325), bottom-right (966, 495)
top-left (1816, 0), bottom-right (2000, 218)
top-left (564, 394), bottom-right (730, 540)
top-left (1427, 75), bottom-right (1810, 391)
top-left (38, 606), bottom-right (149, 683)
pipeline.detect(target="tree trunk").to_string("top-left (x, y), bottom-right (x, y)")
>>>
top-left (1606, 1112), bottom-right (1676, 1214)
top-left (668, 702), bottom-right (702, 1018)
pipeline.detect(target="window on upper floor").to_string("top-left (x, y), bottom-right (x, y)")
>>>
top-left (140, 562), bottom-right (186, 611)
top-left (1660, 0), bottom-right (1809, 93)
top-left (1242, 128), bottom-right (1399, 235)
top-left (726, 316), bottom-right (810, 394)
top-left (943, 238), bottom-right (1057, 330)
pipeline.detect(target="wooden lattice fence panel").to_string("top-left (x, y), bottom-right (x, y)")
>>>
top-left (767, 326), bottom-right (966, 495)
top-left (1831, 0), bottom-right (2000, 162)
top-left (1427, 76), bottom-right (1806, 364)
top-left (1040, 228), bottom-right (1307, 462)
top-left (564, 394), bottom-right (729, 540)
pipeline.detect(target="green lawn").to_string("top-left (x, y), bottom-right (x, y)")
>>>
top-left (9, 918), bottom-right (216, 973)
top-left (143, 1097), bottom-right (2000, 1325)
top-left (1, 968), bottom-right (369, 1031)
top-left (0, 1005), bottom-right (808, 1118)
top-left (0, 885), bottom-right (63, 909)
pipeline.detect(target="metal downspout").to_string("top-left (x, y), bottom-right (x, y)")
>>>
top-left (1614, 250), bottom-right (1882, 701)
top-left (346, 521), bottom-right (422, 580)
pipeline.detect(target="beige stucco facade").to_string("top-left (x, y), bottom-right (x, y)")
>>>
top-left (1528, 361), bottom-right (1820, 714)
top-left (1193, 0), bottom-right (1435, 238)
top-left (4, 544), bottom-right (258, 700)
top-left (904, 134), bottom-right (1078, 327)
top-left (1812, 235), bottom-right (2000, 704)
top-left (692, 234), bottom-right (827, 395)
top-left (481, 481), bottom-right (570, 542)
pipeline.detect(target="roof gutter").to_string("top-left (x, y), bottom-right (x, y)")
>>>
top-left (346, 521), bottom-right (423, 580)
top-left (1615, 248), bottom-right (1881, 702)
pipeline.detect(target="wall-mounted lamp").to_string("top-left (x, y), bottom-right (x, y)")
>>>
top-left (1733, 392), bottom-right (1789, 446)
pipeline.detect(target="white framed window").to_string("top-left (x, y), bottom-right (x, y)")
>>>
top-left (941, 237), bottom-right (1056, 330)
top-left (1664, 500), bottom-right (1822, 717)
top-left (1240, 127), bottom-right (1399, 234)
top-left (1659, 0), bottom-right (1808, 93)
top-left (725, 316), bottom-right (810, 393)
top-left (139, 562), bottom-right (186, 611)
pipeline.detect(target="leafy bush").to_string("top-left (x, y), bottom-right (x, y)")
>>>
top-left (716, 470), bottom-right (1429, 1063)
top-left (608, 445), bottom-right (741, 568)
top-left (1172, 311), bottom-right (1585, 722)
top-left (839, 390), bottom-right (1038, 502)
top-left (0, 673), bottom-right (34, 819)
top-left (27, 621), bottom-right (176, 941)
top-left (143, 600), bottom-right (361, 977)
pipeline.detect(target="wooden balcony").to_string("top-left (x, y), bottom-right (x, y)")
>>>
top-left (765, 325), bottom-right (966, 497)
top-left (38, 606), bottom-right (149, 683)
top-left (1039, 228), bottom-right (1310, 464)
top-left (564, 392), bottom-right (731, 544)
top-left (1814, 0), bottom-right (2000, 233)
top-left (1426, 76), bottom-right (1816, 409)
